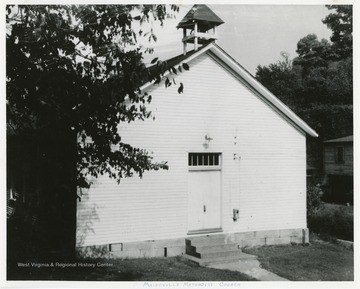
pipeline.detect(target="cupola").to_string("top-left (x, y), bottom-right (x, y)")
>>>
top-left (177, 5), bottom-right (224, 55)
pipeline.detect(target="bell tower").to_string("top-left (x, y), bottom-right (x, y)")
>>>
top-left (177, 5), bottom-right (224, 55)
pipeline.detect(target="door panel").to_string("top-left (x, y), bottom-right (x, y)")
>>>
top-left (188, 170), bottom-right (221, 232)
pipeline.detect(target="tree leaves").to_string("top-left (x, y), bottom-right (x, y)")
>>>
top-left (6, 4), bottom-right (179, 189)
top-left (182, 63), bottom-right (189, 71)
top-left (178, 82), bottom-right (184, 94)
top-left (255, 5), bottom-right (353, 173)
top-left (151, 57), bottom-right (158, 64)
top-left (165, 77), bottom-right (171, 88)
top-left (169, 66), bottom-right (177, 75)
top-left (322, 5), bottom-right (352, 59)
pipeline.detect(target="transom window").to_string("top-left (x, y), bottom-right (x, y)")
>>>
top-left (188, 153), bottom-right (221, 168)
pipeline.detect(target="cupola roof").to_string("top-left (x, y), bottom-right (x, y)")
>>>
top-left (177, 5), bottom-right (224, 31)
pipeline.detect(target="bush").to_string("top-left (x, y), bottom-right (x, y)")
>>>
top-left (307, 185), bottom-right (323, 219)
top-left (308, 204), bottom-right (353, 241)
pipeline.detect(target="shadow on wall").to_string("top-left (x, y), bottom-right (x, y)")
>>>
top-left (76, 195), bottom-right (111, 258)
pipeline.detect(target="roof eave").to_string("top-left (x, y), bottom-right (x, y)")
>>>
top-left (139, 43), bottom-right (214, 92)
top-left (140, 42), bottom-right (319, 138)
top-left (323, 136), bottom-right (353, 143)
top-left (209, 44), bottom-right (319, 138)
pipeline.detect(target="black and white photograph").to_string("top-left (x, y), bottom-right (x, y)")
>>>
top-left (2, 1), bottom-right (357, 287)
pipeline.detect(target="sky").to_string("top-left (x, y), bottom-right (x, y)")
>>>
top-left (139, 4), bottom-right (333, 76)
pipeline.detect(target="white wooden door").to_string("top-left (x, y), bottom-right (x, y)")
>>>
top-left (188, 170), bottom-right (222, 232)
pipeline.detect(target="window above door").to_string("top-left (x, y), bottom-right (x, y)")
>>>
top-left (188, 153), bottom-right (222, 171)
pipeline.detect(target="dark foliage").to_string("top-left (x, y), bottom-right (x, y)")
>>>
top-left (255, 5), bottom-right (353, 172)
top-left (6, 5), bottom-right (184, 190)
top-left (6, 4), bottom-right (183, 257)
top-left (308, 204), bottom-right (353, 241)
top-left (322, 5), bottom-right (352, 59)
top-left (306, 185), bottom-right (323, 219)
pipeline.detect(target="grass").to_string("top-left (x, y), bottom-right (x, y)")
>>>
top-left (8, 234), bottom-right (353, 281)
top-left (7, 202), bottom-right (354, 281)
top-left (243, 234), bottom-right (354, 281)
top-left (7, 256), bottom-right (256, 281)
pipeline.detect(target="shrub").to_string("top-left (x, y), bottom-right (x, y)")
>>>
top-left (307, 185), bottom-right (323, 219)
top-left (308, 204), bottom-right (353, 241)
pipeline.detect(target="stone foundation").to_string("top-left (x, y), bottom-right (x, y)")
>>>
top-left (235, 228), bottom-right (309, 247)
top-left (76, 228), bottom-right (309, 259)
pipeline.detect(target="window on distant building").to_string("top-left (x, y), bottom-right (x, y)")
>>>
top-left (336, 146), bottom-right (344, 163)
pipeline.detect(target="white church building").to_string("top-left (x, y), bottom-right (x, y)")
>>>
top-left (76, 5), bottom-right (318, 261)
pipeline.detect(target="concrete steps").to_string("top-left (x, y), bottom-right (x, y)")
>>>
top-left (184, 234), bottom-right (257, 266)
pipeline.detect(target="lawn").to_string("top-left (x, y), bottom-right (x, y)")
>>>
top-left (7, 256), bottom-right (256, 281)
top-left (243, 234), bottom-right (354, 281)
top-left (7, 218), bottom-right (256, 281)
top-left (7, 201), bottom-right (353, 281)
top-left (8, 234), bottom-right (353, 281)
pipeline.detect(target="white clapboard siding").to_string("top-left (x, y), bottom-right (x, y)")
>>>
top-left (76, 51), bottom-right (306, 247)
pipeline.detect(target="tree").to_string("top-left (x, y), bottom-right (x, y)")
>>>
top-left (293, 34), bottom-right (334, 70)
top-left (7, 5), bottom-right (184, 189)
top-left (322, 5), bottom-right (352, 59)
top-left (325, 57), bottom-right (352, 104)
top-left (256, 52), bottom-right (302, 111)
top-left (255, 5), bottom-right (353, 175)
top-left (6, 4), bottom-right (182, 256)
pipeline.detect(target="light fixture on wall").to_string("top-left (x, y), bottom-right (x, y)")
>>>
top-left (205, 134), bottom-right (213, 142)
top-left (203, 134), bottom-right (213, 149)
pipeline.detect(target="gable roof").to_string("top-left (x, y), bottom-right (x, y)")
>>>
top-left (140, 42), bottom-right (318, 138)
top-left (323, 135), bottom-right (353, 143)
top-left (176, 4), bottom-right (224, 31)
